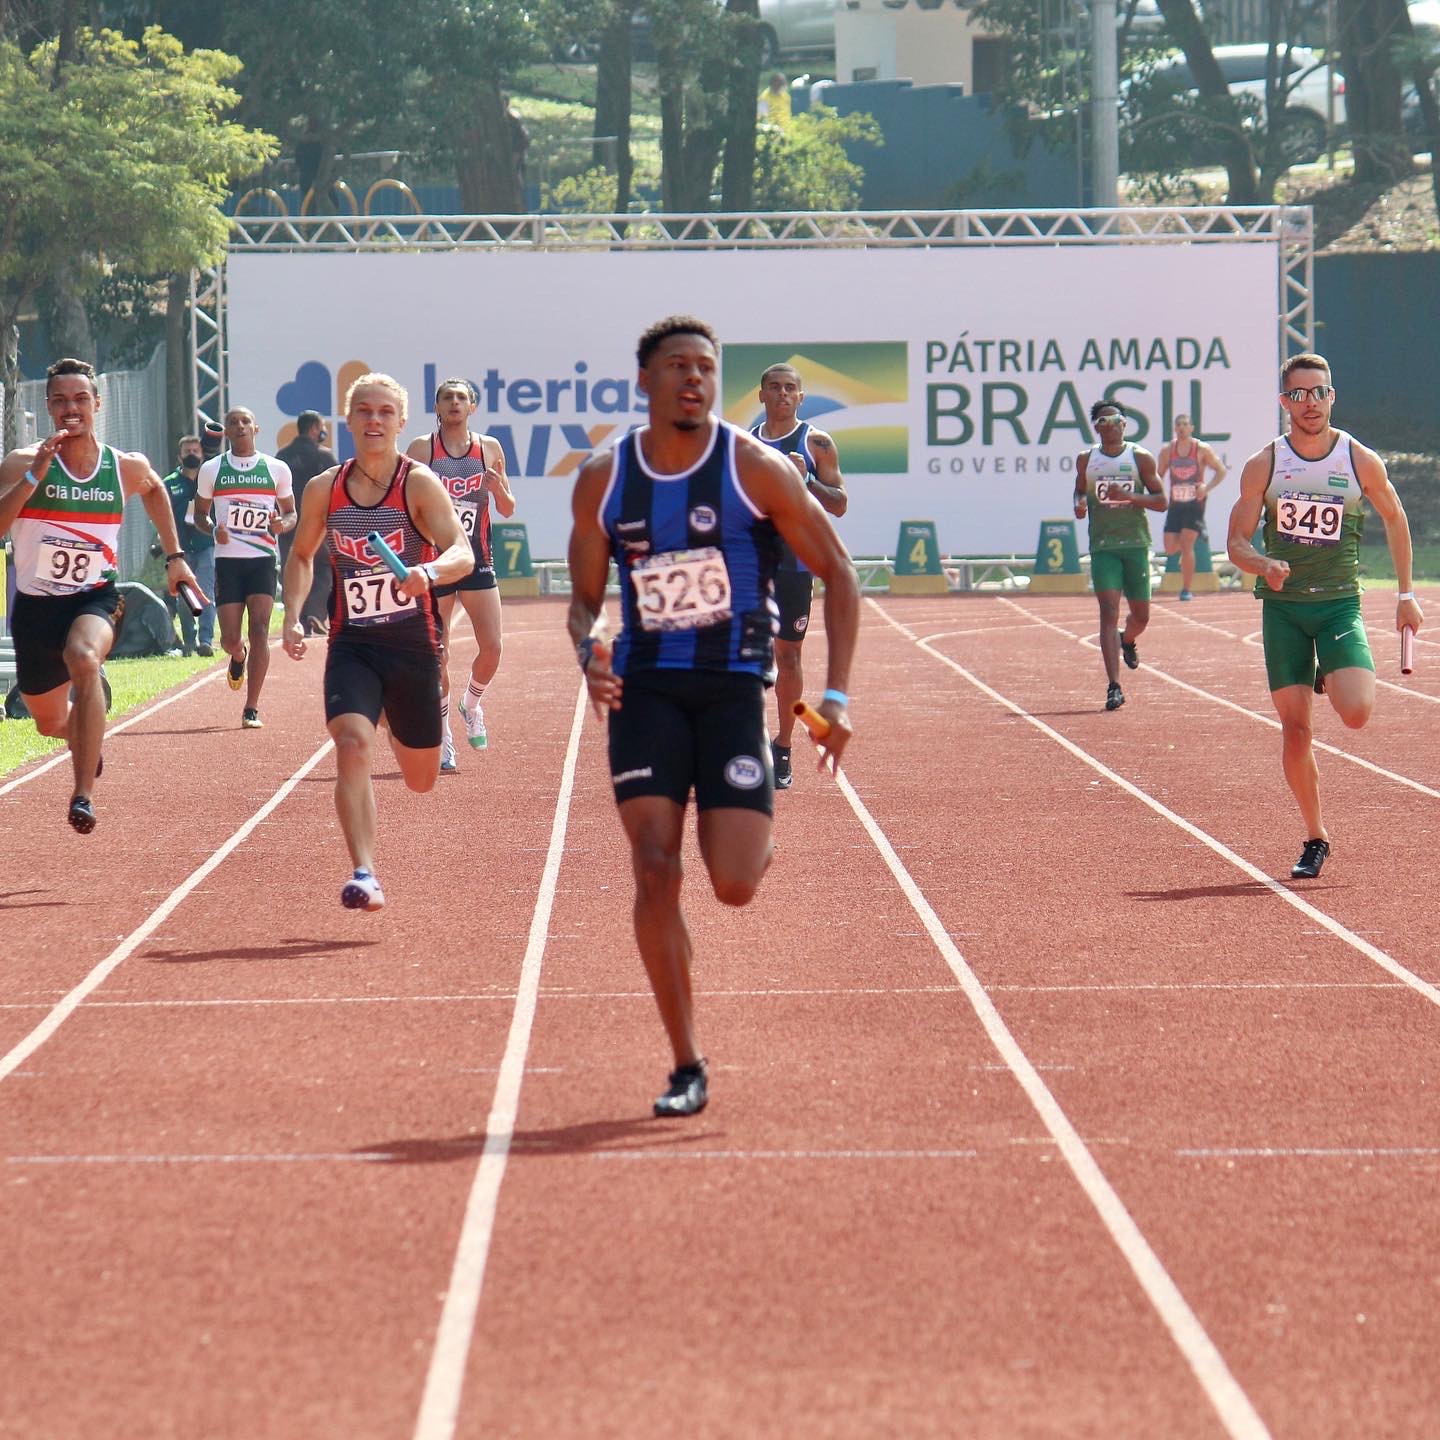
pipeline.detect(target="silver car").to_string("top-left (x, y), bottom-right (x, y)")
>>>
top-left (757, 0), bottom-right (838, 64)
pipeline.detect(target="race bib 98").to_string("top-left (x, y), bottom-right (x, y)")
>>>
top-left (343, 568), bottom-right (416, 623)
top-left (36, 537), bottom-right (105, 591)
top-left (1276, 491), bottom-right (1343, 548)
top-left (631, 546), bottom-right (732, 632)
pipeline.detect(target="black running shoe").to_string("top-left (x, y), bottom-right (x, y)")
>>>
top-left (1105, 681), bottom-right (1125, 711)
top-left (654, 1059), bottom-right (708, 1118)
top-left (241, 707), bottom-right (263, 729)
top-left (772, 742), bottom-right (793, 790)
top-left (227, 646), bottom-right (248, 691)
top-left (1290, 838), bottom-right (1330, 879)
top-left (1119, 631), bottom-right (1139, 669)
top-left (68, 795), bottom-right (96, 835)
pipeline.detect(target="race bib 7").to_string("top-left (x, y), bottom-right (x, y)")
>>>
top-left (631, 546), bottom-right (732, 632)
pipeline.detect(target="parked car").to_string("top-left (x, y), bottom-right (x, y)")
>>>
top-left (631, 0), bottom-right (836, 67)
top-left (1134, 43), bottom-right (1346, 164)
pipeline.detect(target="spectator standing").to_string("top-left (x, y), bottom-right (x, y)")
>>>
top-left (157, 433), bottom-right (216, 656)
top-left (277, 410), bottom-right (338, 634)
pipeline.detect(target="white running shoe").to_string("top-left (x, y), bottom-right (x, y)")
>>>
top-left (440, 727), bottom-right (458, 773)
top-left (458, 698), bottom-right (488, 750)
top-left (341, 869), bottom-right (385, 912)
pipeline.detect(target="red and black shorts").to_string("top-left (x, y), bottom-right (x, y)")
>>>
top-left (12, 584), bottom-right (124, 696)
top-left (324, 638), bottom-right (442, 750)
top-left (607, 669), bottom-right (772, 815)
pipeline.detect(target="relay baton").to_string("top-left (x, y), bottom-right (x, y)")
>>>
top-left (1401, 624), bottom-right (1416, 676)
top-left (367, 531), bottom-right (411, 581)
top-left (177, 579), bottom-right (209, 617)
top-left (793, 700), bottom-right (832, 742)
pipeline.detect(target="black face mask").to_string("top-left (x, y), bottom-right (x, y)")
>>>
top-left (181, 454), bottom-right (201, 471)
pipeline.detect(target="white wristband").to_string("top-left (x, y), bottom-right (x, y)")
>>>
top-left (1398, 591), bottom-right (1416, 601)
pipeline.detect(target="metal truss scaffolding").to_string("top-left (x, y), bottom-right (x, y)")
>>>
top-left (192, 205), bottom-right (1313, 424)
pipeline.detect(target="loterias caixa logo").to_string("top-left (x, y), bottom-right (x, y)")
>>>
top-left (273, 359), bottom-right (631, 477)
top-left (720, 341), bottom-right (909, 474)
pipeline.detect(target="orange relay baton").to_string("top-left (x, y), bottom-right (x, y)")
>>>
top-left (793, 700), bottom-right (831, 742)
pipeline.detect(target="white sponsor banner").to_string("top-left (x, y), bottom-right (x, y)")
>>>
top-left (227, 244), bottom-right (1280, 559)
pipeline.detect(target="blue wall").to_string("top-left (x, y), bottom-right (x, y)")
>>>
top-left (792, 79), bottom-right (1081, 210)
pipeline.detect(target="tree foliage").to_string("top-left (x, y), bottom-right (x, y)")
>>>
top-left (0, 23), bottom-right (275, 444)
top-left (752, 106), bottom-right (881, 212)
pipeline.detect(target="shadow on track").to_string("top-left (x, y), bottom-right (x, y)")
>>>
top-left (358, 1117), bottom-right (720, 1164)
top-left (142, 937), bottom-right (380, 964)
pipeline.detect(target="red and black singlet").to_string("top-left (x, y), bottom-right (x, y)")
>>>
top-left (326, 457), bottom-right (442, 650)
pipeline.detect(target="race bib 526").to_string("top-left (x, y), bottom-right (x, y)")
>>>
top-left (631, 546), bottom-right (732, 632)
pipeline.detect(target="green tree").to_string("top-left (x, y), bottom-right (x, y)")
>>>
top-left (752, 106), bottom-right (881, 212)
top-left (1338, 0), bottom-right (1412, 185)
top-left (0, 25), bottom-right (276, 448)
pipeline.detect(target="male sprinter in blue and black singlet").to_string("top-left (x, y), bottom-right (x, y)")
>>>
top-left (568, 316), bottom-right (860, 1118)
top-left (0, 358), bottom-right (200, 833)
top-left (749, 363), bottom-right (847, 789)
top-left (1227, 353), bottom-right (1423, 881)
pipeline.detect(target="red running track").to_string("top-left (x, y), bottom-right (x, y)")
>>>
top-left (1, 588), bottom-right (1437, 1438)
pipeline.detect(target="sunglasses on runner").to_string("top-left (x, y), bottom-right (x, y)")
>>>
top-left (1281, 385), bottom-right (1334, 404)
top-left (1094, 413), bottom-right (1126, 426)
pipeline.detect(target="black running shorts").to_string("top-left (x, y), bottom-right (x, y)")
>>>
top-left (607, 669), bottom-right (772, 814)
top-left (215, 555), bottom-right (278, 606)
top-left (433, 563), bottom-right (497, 598)
top-left (1163, 501), bottom-right (1207, 536)
top-left (324, 639), bottom-right (442, 749)
top-left (13, 584), bottom-right (124, 696)
top-left (774, 570), bottom-right (814, 645)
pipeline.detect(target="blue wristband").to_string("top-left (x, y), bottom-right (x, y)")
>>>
top-left (822, 688), bottom-right (849, 706)
top-left (22, 468), bottom-right (40, 487)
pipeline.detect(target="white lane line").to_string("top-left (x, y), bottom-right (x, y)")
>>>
top-left (1179, 1147), bottom-right (1440, 1159)
top-left (589, 1148), bottom-right (981, 1161)
top-left (0, 738), bottom-right (337, 1086)
top-left (828, 675), bottom-right (1272, 1439)
top-left (871, 598), bottom-right (1440, 1012)
top-left (998, 598), bottom-right (1440, 800)
top-left (412, 682), bottom-right (587, 1440)
top-left (0, 640), bottom-right (283, 796)
top-left (1, 979), bottom-right (1402, 1015)
top-left (5, 1151), bottom-right (393, 1165)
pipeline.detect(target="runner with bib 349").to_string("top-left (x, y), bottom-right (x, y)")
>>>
top-left (1226, 353), bottom-right (1424, 881)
